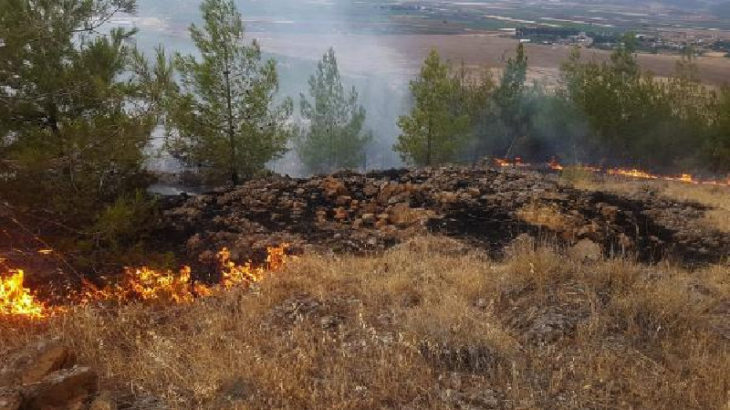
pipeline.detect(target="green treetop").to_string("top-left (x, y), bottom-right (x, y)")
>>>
top-left (394, 49), bottom-right (469, 166)
top-left (166, 0), bottom-right (293, 185)
top-left (494, 43), bottom-right (529, 157)
top-left (296, 48), bottom-right (372, 174)
top-left (0, 0), bottom-right (167, 224)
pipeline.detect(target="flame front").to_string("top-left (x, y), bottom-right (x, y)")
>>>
top-left (0, 270), bottom-right (46, 318)
top-left (548, 157), bottom-right (564, 171)
top-left (494, 157), bottom-right (529, 168)
top-left (84, 244), bottom-right (288, 305)
top-left (542, 159), bottom-right (728, 187)
top-left (3, 244), bottom-right (289, 318)
top-left (607, 168), bottom-right (658, 180)
top-left (82, 266), bottom-right (201, 305)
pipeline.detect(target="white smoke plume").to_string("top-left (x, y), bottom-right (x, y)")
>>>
top-left (132, 0), bottom-right (409, 181)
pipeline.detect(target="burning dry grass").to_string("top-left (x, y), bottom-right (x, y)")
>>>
top-left (1, 236), bottom-right (728, 408)
top-left (0, 270), bottom-right (46, 318)
top-left (564, 168), bottom-right (730, 233)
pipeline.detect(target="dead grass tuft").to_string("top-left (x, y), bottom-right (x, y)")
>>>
top-left (1, 236), bottom-right (728, 408)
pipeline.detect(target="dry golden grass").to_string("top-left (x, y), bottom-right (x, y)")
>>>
top-left (564, 168), bottom-right (730, 232)
top-left (1, 236), bottom-right (728, 409)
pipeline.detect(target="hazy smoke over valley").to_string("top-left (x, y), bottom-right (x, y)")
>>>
top-left (126, 0), bottom-right (409, 179)
top-left (118, 0), bottom-right (730, 187)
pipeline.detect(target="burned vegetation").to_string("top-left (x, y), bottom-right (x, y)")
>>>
top-left (164, 165), bottom-right (729, 269)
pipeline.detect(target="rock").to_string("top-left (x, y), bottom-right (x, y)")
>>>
top-left (436, 191), bottom-right (458, 205)
top-left (162, 165), bottom-right (729, 266)
top-left (362, 183), bottom-right (378, 197)
top-left (0, 339), bottom-right (74, 387)
top-left (475, 298), bottom-right (489, 309)
top-left (22, 366), bottom-right (98, 410)
top-left (0, 341), bottom-right (113, 410)
top-left (387, 203), bottom-right (432, 227)
top-left (321, 177), bottom-right (348, 198)
top-left (320, 315), bottom-right (342, 329)
top-left (524, 309), bottom-right (579, 345)
top-left (597, 203), bottom-right (620, 220)
top-left (569, 239), bottom-right (602, 262)
top-left (20, 345), bottom-right (74, 386)
top-left (315, 209), bottom-right (327, 224)
top-left (377, 182), bottom-right (403, 204)
top-left (334, 207), bottom-right (348, 221)
top-left (0, 388), bottom-right (22, 410)
top-left (361, 213), bottom-right (376, 225)
top-left (335, 195), bottom-right (351, 206)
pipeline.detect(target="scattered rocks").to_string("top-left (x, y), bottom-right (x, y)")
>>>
top-left (0, 339), bottom-right (74, 387)
top-left (419, 341), bottom-right (498, 373)
top-left (524, 309), bottom-right (580, 345)
top-left (0, 339), bottom-right (111, 410)
top-left (271, 295), bottom-right (322, 324)
top-left (163, 166), bottom-right (729, 266)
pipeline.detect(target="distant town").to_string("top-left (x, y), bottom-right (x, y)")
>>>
top-left (378, 0), bottom-right (730, 57)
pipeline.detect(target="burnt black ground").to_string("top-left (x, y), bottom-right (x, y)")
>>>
top-left (162, 166), bottom-right (729, 273)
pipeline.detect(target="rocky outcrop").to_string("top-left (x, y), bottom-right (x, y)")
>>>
top-left (0, 339), bottom-right (113, 410)
top-left (163, 166), bottom-right (729, 268)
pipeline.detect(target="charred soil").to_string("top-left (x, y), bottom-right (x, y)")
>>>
top-left (164, 165), bottom-right (729, 271)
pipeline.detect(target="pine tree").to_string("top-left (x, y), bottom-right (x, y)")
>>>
top-left (494, 43), bottom-right (529, 157)
top-left (0, 0), bottom-right (164, 224)
top-left (166, 0), bottom-right (293, 185)
top-left (704, 87), bottom-right (730, 173)
top-left (296, 48), bottom-right (372, 174)
top-left (394, 49), bottom-right (469, 166)
top-left (561, 38), bottom-right (668, 166)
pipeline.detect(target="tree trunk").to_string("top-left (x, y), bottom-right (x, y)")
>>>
top-left (426, 116), bottom-right (433, 166)
top-left (223, 51), bottom-right (238, 186)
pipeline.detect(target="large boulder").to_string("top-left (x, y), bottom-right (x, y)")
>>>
top-left (0, 339), bottom-right (109, 410)
top-left (0, 339), bottom-right (74, 387)
top-left (21, 366), bottom-right (98, 410)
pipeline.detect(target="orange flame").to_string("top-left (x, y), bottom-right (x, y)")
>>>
top-left (0, 270), bottom-right (47, 318)
top-left (494, 158), bottom-right (511, 167)
top-left (607, 168), bottom-right (658, 180)
top-left (494, 157), bottom-right (529, 168)
top-left (82, 266), bottom-right (201, 305)
top-left (548, 157), bottom-right (564, 171)
top-left (84, 244), bottom-right (289, 305)
top-left (544, 159), bottom-right (728, 187)
top-left (220, 244), bottom-right (288, 289)
top-left (5, 244), bottom-right (289, 317)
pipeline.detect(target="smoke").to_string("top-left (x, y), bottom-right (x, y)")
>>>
top-left (132, 0), bottom-right (409, 180)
